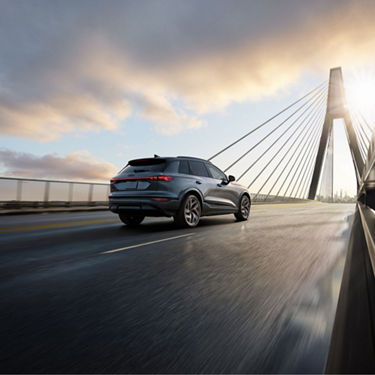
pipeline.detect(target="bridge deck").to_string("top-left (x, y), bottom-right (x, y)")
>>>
top-left (0, 203), bottom-right (354, 373)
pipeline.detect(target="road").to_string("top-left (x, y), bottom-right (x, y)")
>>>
top-left (0, 203), bottom-right (354, 373)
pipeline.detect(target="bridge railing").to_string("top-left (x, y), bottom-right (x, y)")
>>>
top-left (250, 193), bottom-right (308, 203)
top-left (358, 125), bottom-right (375, 274)
top-left (0, 176), bottom-right (109, 208)
top-left (327, 122), bottom-right (375, 373)
top-left (0, 176), bottom-right (307, 209)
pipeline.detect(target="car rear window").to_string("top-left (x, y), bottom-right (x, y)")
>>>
top-left (119, 159), bottom-right (167, 175)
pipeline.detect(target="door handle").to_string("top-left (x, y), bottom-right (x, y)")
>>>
top-left (196, 180), bottom-right (202, 185)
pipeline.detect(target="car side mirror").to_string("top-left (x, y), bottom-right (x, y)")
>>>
top-left (228, 175), bottom-right (235, 182)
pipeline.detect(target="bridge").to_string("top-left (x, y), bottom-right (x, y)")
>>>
top-left (1, 67), bottom-right (374, 373)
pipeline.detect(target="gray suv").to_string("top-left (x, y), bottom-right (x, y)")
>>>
top-left (109, 156), bottom-right (251, 227)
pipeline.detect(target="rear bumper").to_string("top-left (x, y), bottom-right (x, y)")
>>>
top-left (108, 196), bottom-right (180, 217)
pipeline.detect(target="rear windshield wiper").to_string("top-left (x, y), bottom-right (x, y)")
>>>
top-left (134, 169), bottom-right (150, 172)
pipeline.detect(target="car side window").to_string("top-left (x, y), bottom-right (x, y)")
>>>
top-left (188, 161), bottom-right (209, 177)
top-left (178, 160), bottom-right (190, 174)
top-left (164, 160), bottom-right (179, 173)
top-left (206, 164), bottom-right (226, 180)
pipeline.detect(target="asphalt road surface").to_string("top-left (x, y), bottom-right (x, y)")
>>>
top-left (0, 203), bottom-right (354, 373)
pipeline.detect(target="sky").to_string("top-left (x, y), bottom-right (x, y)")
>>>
top-left (1, 0), bottom-right (375, 197)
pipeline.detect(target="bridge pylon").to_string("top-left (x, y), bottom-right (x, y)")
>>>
top-left (308, 67), bottom-right (364, 200)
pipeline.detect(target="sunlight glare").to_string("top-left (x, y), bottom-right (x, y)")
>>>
top-left (346, 71), bottom-right (375, 127)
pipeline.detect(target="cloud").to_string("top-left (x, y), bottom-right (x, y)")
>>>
top-left (1, 0), bottom-right (375, 139)
top-left (0, 149), bottom-right (118, 180)
top-left (135, 95), bottom-right (204, 135)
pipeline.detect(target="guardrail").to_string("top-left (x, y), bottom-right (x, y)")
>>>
top-left (0, 176), bottom-right (109, 208)
top-left (250, 193), bottom-right (308, 203)
top-left (326, 122), bottom-right (375, 372)
top-left (358, 124), bottom-right (375, 275)
top-left (358, 203), bottom-right (375, 274)
top-left (0, 176), bottom-right (308, 209)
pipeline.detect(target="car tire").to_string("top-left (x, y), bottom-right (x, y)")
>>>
top-left (174, 194), bottom-right (201, 228)
top-left (235, 195), bottom-right (250, 221)
top-left (119, 214), bottom-right (145, 227)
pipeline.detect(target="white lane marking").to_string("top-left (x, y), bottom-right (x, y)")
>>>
top-left (101, 233), bottom-right (194, 254)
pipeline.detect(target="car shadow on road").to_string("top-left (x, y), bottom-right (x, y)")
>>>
top-left (117, 215), bottom-right (238, 234)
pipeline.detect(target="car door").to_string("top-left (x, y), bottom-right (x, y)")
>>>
top-left (205, 163), bottom-right (237, 212)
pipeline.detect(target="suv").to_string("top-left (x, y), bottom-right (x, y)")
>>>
top-left (109, 156), bottom-right (251, 227)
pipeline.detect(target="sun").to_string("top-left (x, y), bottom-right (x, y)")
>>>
top-left (347, 80), bottom-right (375, 112)
top-left (346, 70), bottom-right (375, 125)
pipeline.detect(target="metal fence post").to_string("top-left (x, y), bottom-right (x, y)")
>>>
top-left (68, 183), bottom-right (74, 206)
top-left (88, 184), bottom-right (93, 203)
top-left (16, 180), bottom-right (23, 201)
top-left (44, 181), bottom-right (50, 204)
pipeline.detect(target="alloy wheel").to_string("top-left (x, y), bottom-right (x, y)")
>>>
top-left (241, 196), bottom-right (250, 219)
top-left (184, 195), bottom-right (201, 226)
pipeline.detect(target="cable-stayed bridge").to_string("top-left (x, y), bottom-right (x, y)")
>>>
top-left (209, 67), bottom-right (372, 203)
top-left (1, 67), bottom-right (374, 373)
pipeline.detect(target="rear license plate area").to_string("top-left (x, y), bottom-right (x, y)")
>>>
top-left (116, 181), bottom-right (138, 190)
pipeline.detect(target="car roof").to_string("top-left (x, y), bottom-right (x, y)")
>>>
top-left (177, 156), bottom-right (208, 162)
top-left (129, 156), bottom-right (210, 163)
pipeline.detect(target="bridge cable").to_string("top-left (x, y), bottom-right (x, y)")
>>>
top-left (231, 88), bottom-right (326, 183)
top-left (356, 109), bottom-right (374, 135)
top-left (288, 108), bottom-right (325, 198)
top-left (292, 116), bottom-right (324, 198)
top-left (353, 112), bottom-right (371, 147)
top-left (355, 114), bottom-right (371, 144)
top-left (252, 93), bottom-right (327, 199)
top-left (352, 111), bottom-right (370, 145)
top-left (275, 106), bottom-right (325, 197)
top-left (234, 89), bottom-right (325, 183)
top-left (243, 90), bottom-right (327, 188)
top-left (299, 112), bottom-right (328, 199)
top-left (277, 108), bottom-right (325, 201)
top-left (292, 118), bottom-right (324, 199)
top-left (355, 123), bottom-right (369, 159)
top-left (208, 81), bottom-right (327, 161)
top-left (224, 85), bottom-right (327, 173)
top-left (352, 117), bottom-right (368, 159)
top-left (276, 104), bottom-right (324, 197)
top-left (260, 100), bottom-right (326, 200)
top-left (296, 111), bottom-right (327, 199)
top-left (262, 97), bottom-right (326, 200)
top-left (285, 109), bottom-right (325, 198)
top-left (353, 123), bottom-right (366, 159)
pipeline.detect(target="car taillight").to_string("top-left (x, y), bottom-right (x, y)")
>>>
top-left (149, 176), bottom-right (173, 182)
top-left (151, 198), bottom-right (170, 202)
top-left (110, 176), bottom-right (173, 182)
